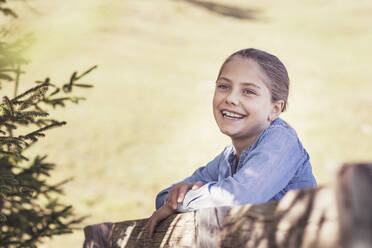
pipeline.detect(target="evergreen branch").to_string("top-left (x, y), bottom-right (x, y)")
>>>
top-left (3, 123), bottom-right (16, 137)
top-left (4, 123), bottom-right (16, 130)
top-left (18, 86), bottom-right (48, 110)
top-left (42, 97), bottom-right (70, 108)
top-left (0, 185), bottom-right (12, 194)
top-left (3, 96), bottom-right (14, 116)
top-left (0, 107), bottom-right (11, 124)
top-left (0, 169), bottom-right (19, 185)
top-left (42, 96), bottom-right (86, 108)
top-left (75, 65), bottom-right (98, 80)
top-left (23, 210), bottom-right (67, 246)
top-left (0, 136), bottom-right (26, 146)
top-left (33, 118), bottom-right (59, 127)
top-left (0, 150), bottom-right (28, 160)
top-left (19, 186), bottom-right (34, 198)
top-left (70, 96), bottom-right (85, 103)
top-left (41, 178), bottom-right (72, 197)
top-left (7, 100), bottom-right (22, 105)
top-left (19, 121), bottom-right (66, 142)
top-left (62, 72), bottom-right (76, 93)
top-left (17, 110), bottom-right (48, 118)
top-left (62, 65), bottom-right (97, 93)
top-left (36, 81), bottom-right (60, 97)
top-left (0, 171), bottom-right (16, 181)
top-left (17, 155), bottom-right (53, 178)
top-left (0, 136), bottom-right (25, 153)
top-left (20, 203), bottom-right (81, 246)
top-left (52, 178), bottom-right (72, 190)
top-left (10, 81), bottom-right (48, 103)
top-left (0, 213), bottom-right (6, 222)
top-left (73, 83), bottom-right (93, 88)
top-left (33, 104), bottom-right (46, 112)
top-left (49, 87), bottom-right (60, 97)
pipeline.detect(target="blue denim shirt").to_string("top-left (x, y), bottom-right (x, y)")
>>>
top-left (155, 118), bottom-right (317, 212)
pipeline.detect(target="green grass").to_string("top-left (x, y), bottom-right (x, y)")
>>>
top-left (3, 0), bottom-right (372, 246)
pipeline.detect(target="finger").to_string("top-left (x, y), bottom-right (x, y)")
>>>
top-left (148, 212), bottom-right (161, 239)
top-left (192, 181), bottom-right (203, 190)
top-left (148, 218), bottom-right (155, 239)
top-left (168, 186), bottom-right (179, 206)
top-left (168, 188), bottom-right (180, 210)
top-left (147, 214), bottom-right (156, 239)
top-left (177, 184), bottom-right (190, 203)
top-left (148, 205), bottom-right (174, 238)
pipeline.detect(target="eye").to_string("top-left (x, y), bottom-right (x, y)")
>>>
top-left (243, 89), bottom-right (256, 95)
top-left (216, 83), bottom-right (229, 90)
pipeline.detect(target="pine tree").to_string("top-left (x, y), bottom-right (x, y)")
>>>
top-left (0, 1), bottom-right (96, 247)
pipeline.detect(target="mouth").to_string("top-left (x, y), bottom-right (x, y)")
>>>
top-left (221, 109), bottom-right (246, 120)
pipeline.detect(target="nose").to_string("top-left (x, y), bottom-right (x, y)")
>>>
top-left (225, 90), bottom-right (239, 105)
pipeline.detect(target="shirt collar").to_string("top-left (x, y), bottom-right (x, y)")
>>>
top-left (229, 117), bottom-right (285, 161)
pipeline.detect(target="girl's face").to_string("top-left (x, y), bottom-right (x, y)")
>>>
top-left (213, 57), bottom-right (281, 145)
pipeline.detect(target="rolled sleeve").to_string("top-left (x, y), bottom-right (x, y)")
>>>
top-left (155, 149), bottom-right (224, 210)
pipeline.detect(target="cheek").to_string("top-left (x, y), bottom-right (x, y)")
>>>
top-left (212, 93), bottom-right (222, 117)
top-left (213, 90), bottom-right (226, 103)
top-left (260, 101), bottom-right (274, 118)
top-left (212, 99), bottom-right (219, 116)
top-left (212, 92), bottom-right (220, 108)
top-left (242, 98), bottom-right (269, 115)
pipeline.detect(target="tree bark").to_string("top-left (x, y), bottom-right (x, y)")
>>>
top-left (83, 163), bottom-right (372, 248)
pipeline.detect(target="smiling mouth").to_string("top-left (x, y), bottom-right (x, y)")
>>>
top-left (221, 110), bottom-right (246, 120)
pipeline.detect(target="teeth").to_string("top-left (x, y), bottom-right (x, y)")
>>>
top-left (222, 110), bottom-right (244, 118)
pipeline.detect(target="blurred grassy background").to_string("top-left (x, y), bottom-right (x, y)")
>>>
top-left (2, 0), bottom-right (372, 247)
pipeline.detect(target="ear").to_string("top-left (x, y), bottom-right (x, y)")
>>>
top-left (268, 100), bottom-right (285, 122)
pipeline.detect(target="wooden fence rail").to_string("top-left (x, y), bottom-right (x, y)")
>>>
top-left (83, 163), bottom-right (372, 248)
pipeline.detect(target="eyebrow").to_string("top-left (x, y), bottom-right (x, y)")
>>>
top-left (217, 77), bottom-right (261, 89)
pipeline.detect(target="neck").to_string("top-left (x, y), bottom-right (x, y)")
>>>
top-left (232, 132), bottom-right (261, 160)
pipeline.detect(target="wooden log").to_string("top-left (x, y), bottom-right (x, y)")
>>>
top-left (336, 163), bottom-right (372, 248)
top-left (83, 163), bottom-right (372, 248)
top-left (83, 222), bottom-right (112, 248)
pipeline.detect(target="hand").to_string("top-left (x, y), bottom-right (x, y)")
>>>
top-left (147, 181), bottom-right (203, 238)
top-left (147, 201), bottom-right (175, 238)
top-left (167, 181), bottom-right (203, 210)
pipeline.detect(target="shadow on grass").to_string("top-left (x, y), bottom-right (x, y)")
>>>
top-left (175, 0), bottom-right (260, 20)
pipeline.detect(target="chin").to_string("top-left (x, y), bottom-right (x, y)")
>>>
top-left (219, 127), bottom-right (238, 138)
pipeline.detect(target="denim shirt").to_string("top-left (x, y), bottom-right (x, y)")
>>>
top-left (155, 118), bottom-right (317, 212)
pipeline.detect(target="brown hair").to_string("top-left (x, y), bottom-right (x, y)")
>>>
top-left (217, 48), bottom-right (290, 112)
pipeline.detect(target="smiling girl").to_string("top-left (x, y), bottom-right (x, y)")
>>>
top-left (147, 48), bottom-right (317, 237)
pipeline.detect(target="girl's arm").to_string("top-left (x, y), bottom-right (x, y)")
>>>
top-left (148, 149), bottom-right (225, 238)
top-left (155, 147), bottom-right (229, 210)
top-left (177, 126), bottom-right (315, 212)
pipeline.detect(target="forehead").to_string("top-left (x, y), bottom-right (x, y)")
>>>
top-left (219, 57), bottom-right (271, 90)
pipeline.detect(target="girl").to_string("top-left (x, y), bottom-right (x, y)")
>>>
top-left (147, 48), bottom-right (317, 237)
